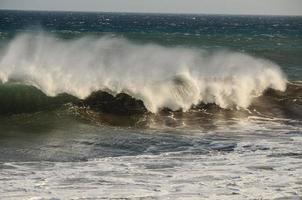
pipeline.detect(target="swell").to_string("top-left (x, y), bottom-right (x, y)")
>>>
top-left (0, 83), bottom-right (79, 114)
top-left (0, 82), bottom-right (301, 121)
top-left (0, 33), bottom-right (291, 116)
top-left (251, 81), bottom-right (302, 119)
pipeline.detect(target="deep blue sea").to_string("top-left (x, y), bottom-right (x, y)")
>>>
top-left (1, 10), bottom-right (301, 79)
top-left (0, 10), bottom-right (301, 199)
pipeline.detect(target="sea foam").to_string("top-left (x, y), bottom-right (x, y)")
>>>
top-left (0, 33), bottom-right (287, 112)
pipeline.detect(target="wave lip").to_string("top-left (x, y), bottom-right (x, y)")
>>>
top-left (0, 33), bottom-right (287, 113)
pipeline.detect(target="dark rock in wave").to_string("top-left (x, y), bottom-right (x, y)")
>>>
top-left (82, 91), bottom-right (148, 115)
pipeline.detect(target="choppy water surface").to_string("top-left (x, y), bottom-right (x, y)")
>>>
top-left (0, 10), bottom-right (301, 199)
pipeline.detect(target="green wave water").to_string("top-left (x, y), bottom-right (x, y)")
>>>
top-left (0, 10), bottom-right (301, 200)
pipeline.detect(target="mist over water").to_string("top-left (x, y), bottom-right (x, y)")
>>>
top-left (0, 11), bottom-right (301, 200)
top-left (0, 33), bottom-right (287, 112)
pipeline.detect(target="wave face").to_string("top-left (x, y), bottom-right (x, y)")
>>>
top-left (0, 33), bottom-right (287, 113)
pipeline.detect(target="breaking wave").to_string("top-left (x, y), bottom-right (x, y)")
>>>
top-left (0, 33), bottom-right (287, 113)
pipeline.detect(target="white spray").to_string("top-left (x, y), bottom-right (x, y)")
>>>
top-left (0, 33), bottom-right (287, 112)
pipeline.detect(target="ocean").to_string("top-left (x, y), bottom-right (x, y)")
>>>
top-left (0, 10), bottom-right (301, 199)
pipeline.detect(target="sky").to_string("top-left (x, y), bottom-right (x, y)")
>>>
top-left (0, 0), bottom-right (302, 16)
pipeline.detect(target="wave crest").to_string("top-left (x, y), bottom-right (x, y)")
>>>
top-left (0, 33), bottom-right (287, 112)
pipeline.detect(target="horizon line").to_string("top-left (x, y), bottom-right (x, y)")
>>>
top-left (1, 8), bottom-right (301, 17)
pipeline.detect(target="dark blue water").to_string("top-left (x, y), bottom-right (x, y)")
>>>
top-left (0, 10), bottom-right (302, 79)
top-left (0, 10), bottom-right (302, 199)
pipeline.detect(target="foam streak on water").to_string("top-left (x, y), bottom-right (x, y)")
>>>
top-left (1, 121), bottom-right (301, 200)
top-left (0, 12), bottom-right (301, 200)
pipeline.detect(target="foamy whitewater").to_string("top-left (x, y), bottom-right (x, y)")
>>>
top-left (0, 11), bottom-right (301, 200)
top-left (0, 33), bottom-right (287, 112)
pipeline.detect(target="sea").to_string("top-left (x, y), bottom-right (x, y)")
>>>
top-left (0, 10), bottom-right (301, 199)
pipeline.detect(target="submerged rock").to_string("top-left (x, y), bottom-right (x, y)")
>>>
top-left (82, 91), bottom-right (148, 115)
